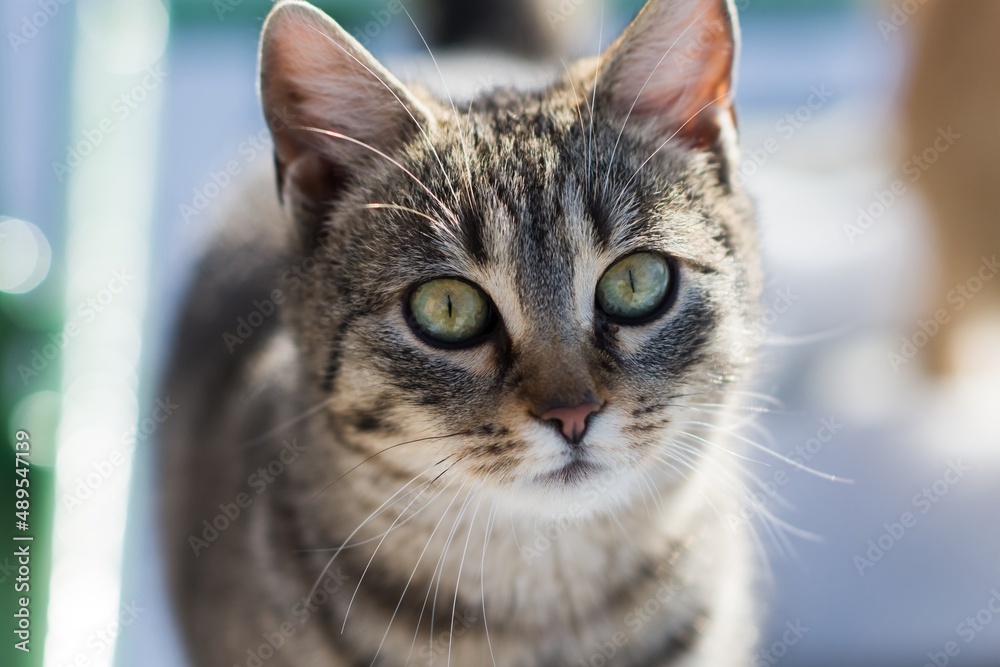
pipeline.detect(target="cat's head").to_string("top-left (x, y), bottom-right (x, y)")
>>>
top-left (259, 0), bottom-right (760, 516)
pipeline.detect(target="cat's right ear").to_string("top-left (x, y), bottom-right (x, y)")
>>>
top-left (259, 1), bottom-right (435, 235)
top-left (589, 0), bottom-right (740, 160)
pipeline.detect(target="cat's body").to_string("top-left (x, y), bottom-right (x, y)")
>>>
top-left (160, 1), bottom-right (763, 665)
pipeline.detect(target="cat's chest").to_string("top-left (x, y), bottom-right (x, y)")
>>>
top-left (295, 495), bottom-right (706, 666)
top-left (310, 473), bottom-right (693, 617)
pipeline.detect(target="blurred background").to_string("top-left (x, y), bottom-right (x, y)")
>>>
top-left (2, 0), bottom-right (999, 666)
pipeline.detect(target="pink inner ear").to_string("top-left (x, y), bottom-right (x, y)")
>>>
top-left (265, 16), bottom-right (347, 97)
top-left (260, 15), bottom-right (334, 156)
top-left (260, 5), bottom-right (429, 167)
top-left (259, 2), bottom-right (435, 204)
top-left (604, 0), bottom-right (737, 148)
top-left (630, 38), bottom-right (734, 119)
top-left (262, 17), bottom-right (356, 128)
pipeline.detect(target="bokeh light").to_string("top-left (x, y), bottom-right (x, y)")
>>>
top-left (0, 217), bottom-right (52, 294)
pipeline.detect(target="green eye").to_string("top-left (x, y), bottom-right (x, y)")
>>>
top-left (596, 252), bottom-right (672, 321)
top-left (409, 278), bottom-right (493, 345)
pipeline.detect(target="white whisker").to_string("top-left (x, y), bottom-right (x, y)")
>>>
top-left (480, 499), bottom-right (499, 667)
top-left (624, 92), bottom-right (731, 190)
top-left (428, 487), bottom-right (479, 661)
top-left (448, 488), bottom-right (487, 667)
top-left (588, 6), bottom-right (606, 197)
top-left (308, 454), bottom-right (460, 605)
top-left (674, 420), bottom-right (851, 483)
top-left (399, 5), bottom-right (477, 201)
top-left (301, 23), bottom-right (463, 208)
top-left (383, 482), bottom-right (468, 667)
top-left (603, 5), bottom-right (714, 193)
top-left (239, 395), bottom-right (334, 448)
top-left (363, 202), bottom-right (461, 245)
top-left (342, 469), bottom-right (457, 632)
top-left (292, 125), bottom-right (459, 225)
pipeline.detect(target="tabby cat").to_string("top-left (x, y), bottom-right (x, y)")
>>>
top-left (160, 0), bottom-right (763, 665)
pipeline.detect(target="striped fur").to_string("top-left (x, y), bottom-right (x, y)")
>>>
top-left (160, 1), bottom-right (763, 665)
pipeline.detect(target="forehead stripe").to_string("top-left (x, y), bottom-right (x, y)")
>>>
top-left (458, 206), bottom-right (488, 264)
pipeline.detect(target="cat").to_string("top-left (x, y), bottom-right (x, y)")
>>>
top-left (159, 0), bottom-right (763, 665)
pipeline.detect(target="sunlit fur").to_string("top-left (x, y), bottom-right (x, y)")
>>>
top-left (160, 1), bottom-right (764, 666)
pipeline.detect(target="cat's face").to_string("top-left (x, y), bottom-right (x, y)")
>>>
top-left (260, 0), bottom-right (759, 515)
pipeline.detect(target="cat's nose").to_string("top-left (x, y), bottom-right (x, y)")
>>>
top-left (539, 402), bottom-right (603, 444)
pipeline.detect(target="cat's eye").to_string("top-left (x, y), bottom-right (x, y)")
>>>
top-left (409, 278), bottom-right (494, 345)
top-left (596, 252), bottom-right (673, 322)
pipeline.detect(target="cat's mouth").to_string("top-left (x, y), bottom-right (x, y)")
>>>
top-left (536, 457), bottom-right (603, 486)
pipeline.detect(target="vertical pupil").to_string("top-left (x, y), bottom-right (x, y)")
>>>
top-left (628, 269), bottom-right (636, 294)
top-left (447, 293), bottom-right (453, 318)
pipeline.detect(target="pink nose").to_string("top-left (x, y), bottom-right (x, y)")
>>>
top-left (540, 403), bottom-right (602, 444)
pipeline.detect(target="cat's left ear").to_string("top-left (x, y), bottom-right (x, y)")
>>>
top-left (258, 0), bottom-right (436, 238)
top-left (594, 0), bottom-right (740, 159)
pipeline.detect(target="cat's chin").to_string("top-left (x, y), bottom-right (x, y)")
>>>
top-left (533, 457), bottom-right (604, 486)
top-left (498, 460), bottom-right (650, 522)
